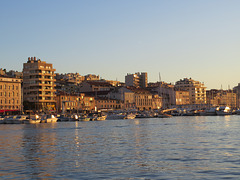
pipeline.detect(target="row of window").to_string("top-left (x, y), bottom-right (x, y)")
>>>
top-left (0, 85), bottom-right (19, 90)
top-left (100, 105), bottom-right (121, 108)
top-left (0, 92), bottom-right (19, 97)
top-left (0, 106), bottom-right (19, 110)
top-left (0, 99), bottom-right (19, 104)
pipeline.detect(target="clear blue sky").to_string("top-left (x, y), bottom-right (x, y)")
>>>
top-left (1, 0), bottom-right (240, 89)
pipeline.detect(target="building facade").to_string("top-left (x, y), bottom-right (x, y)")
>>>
top-left (175, 90), bottom-right (190, 106)
top-left (23, 57), bottom-right (56, 112)
top-left (0, 76), bottom-right (22, 114)
top-left (95, 98), bottom-right (122, 110)
top-left (56, 92), bottom-right (95, 113)
top-left (125, 72), bottom-right (148, 88)
top-left (207, 89), bottom-right (237, 108)
top-left (175, 78), bottom-right (206, 105)
top-left (148, 81), bottom-right (175, 108)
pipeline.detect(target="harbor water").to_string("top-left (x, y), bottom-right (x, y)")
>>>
top-left (1, 116), bottom-right (240, 179)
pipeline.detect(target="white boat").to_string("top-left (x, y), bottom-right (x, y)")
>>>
top-left (40, 114), bottom-right (58, 123)
top-left (57, 114), bottom-right (77, 122)
top-left (23, 115), bottom-right (41, 124)
top-left (216, 106), bottom-right (232, 116)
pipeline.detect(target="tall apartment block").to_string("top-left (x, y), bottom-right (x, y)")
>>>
top-left (175, 78), bottom-right (206, 104)
top-left (125, 72), bottom-right (148, 88)
top-left (23, 57), bottom-right (56, 112)
top-left (0, 76), bottom-right (22, 114)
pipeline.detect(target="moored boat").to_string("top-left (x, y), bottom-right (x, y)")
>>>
top-left (216, 106), bottom-right (232, 116)
top-left (40, 114), bottom-right (58, 123)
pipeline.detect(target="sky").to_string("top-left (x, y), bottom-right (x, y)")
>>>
top-left (1, 0), bottom-right (240, 89)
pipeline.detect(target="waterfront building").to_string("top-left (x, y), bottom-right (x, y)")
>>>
top-left (23, 57), bottom-right (56, 112)
top-left (206, 89), bottom-right (237, 108)
top-left (109, 86), bottom-right (162, 110)
top-left (152, 94), bottom-right (163, 110)
top-left (95, 98), bottom-right (122, 111)
top-left (56, 91), bottom-right (95, 113)
top-left (233, 83), bottom-right (240, 108)
top-left (127, 87), bottom-right (153, 111)
top-left (0, 76), bottom-right (22, 114)
top-left (175, 90), bottom-right (190, 106)
top-left (125, 72), bottom-right (148, 88)
top-left (148, 81), bottom-right (175, 108)
top-left (175, 78), bottom-right (206, 105)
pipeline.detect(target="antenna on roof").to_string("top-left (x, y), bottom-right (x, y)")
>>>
top-left (159, 72), bottom-right (161, 82)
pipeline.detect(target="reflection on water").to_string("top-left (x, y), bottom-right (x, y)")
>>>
top-left (1, 116), bottom-right (240, 179)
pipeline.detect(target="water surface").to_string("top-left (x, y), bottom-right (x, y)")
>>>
top-left (1, 116), bottom-right (240, 179)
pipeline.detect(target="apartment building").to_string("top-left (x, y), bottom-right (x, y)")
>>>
top-left (207, 89), bottom-right (237, 108)
top-left (0, 76), bottom-right (22, 114)
top-left (125, 72), bottom-right (148, 88)
top-left (175, 78), bottom-right (206, 105)
top-left (23, 57), bottom-right (56, 112)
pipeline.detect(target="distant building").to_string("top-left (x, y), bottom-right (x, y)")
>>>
top-left (233, 83), bottom-right (240, 108)
top-left (206, 89), bottom-right (237, 108)
top-left (23, 57), bottom-right (56, 112)
top-left (56, 91), bottom-right (95, 113)
top-left (95, 98), bottom-right (122, 110)
top-left (0, 76), bottom-right (22, 114)
top-left (148, 81), bottom-right (175, 108)
top-left (6, 70), bottom-right (23, 79)
top-left (85, 74), bottom-right (100, 81)
top-left (79, 81), bottom-right (114, 92)
top-left (175, 78), bottom-right (206, 105)
top-left (56, 73), bottom-right (85, 85)
top-left (125, 72), bottom-right (148, 88)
